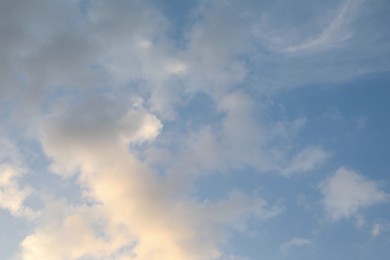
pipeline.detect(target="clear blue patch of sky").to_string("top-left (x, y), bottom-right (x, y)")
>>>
top-left (0, 212), bottom-right (32, 260)
top-left (273, 76), bottom-right (390, 180)
top-left (149, 0), bottom-right (199, 49)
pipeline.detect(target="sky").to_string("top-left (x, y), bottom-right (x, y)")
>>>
top-left (0, 0), bottom-right (390, 259)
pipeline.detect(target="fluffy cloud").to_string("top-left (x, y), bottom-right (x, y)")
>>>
top-left (320, 167), bottom-right (389, 221)
top-left (0, 1), bottom-right (285, 258)
top-left (0, 137), bottom-right (34, 218)
top-left (39, 96), bottom-right (162, 177)
top-left (157, 91), bottom-right (329, 178)
top-left (0, 0), bottom-right (389, 259)
top-left (0, 164), bottom-right (33, 218)
top-left (19, 201), bottom-right (133, 260)
top-left (16, 94), bottom-right (282, 259)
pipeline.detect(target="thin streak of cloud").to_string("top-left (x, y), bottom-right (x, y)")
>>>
top-left (280, 237), bottom-right (313, 253)
top-left (254, 0), bottom-right (364, 54)
top-left (285, 0), bottom-right (363, 53)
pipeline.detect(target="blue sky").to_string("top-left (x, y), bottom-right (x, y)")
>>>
top-left (1, 0), bottom-right (390, 259)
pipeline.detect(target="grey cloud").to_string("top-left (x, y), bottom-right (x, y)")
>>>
top-left (40, 95), bottom-right (162, 176)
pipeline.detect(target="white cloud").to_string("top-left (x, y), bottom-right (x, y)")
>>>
top-left (0, 1), bottom-right (285, 257)
top-left (320, 167), bottom-right (389, 221)
top-left (18, 93), bottom-right (282, 259)
top-left (165, 60), bottom-right (188, 75)
top-left (371, 222), bottom-right (390, 237)
top-left (372, 223), bottom-right (382, 237)
top-left (280, 237), bottom-right (312, 253)
top-left (0, 136), bottom-right (34, 218)
top-left (282, 146), bottom-right (330, 175)
top-left (254, 0), bottom-right (363, 54)
top-left (0, 164), bottom-right (34, 218)
top-left (156, 91), bottom-right (329, 180)
top-left (284, 0), bottom-right (362, 53)
top-left (18, 199), bottom-right (136, 260)
top-left (0, 0), bottom-right (388, 259)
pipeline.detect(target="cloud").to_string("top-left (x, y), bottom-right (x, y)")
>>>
top-left (0, 1), bottom-right (285, 258)
top-left (280, 237), bottom-right (313, 253)
top-left (282, 146), bottom-right (330, 175)
top-left (254, 0), bottom-right (363, 54)
top-left (16, 94), bottom-right (282, 259)
top-left (19, 200), bottom-right (133, 260)
top-left (18, 191), bottom-right (278, 260)
top-left (0, 0), bottom-right (388, 259)
top-left (0, 137), bottom-right (34, 218)
top-left (320, 167), bottom-right (389, 221)
top-left (372, 223), bottom-right (382, 237)
top-left (39, 95), bottom-right (162, 177)
top-left (0, 164), bottom-right (34, 218)
top-left (249, 0), bottom-right (390, 93)
top-left (371, 222), bottom-right (390, 237)
top-left (159, 91), bottom-right (328, 178)
top-left (284, 0), bottom-right (362, 53)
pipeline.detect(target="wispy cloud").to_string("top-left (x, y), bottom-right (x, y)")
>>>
top-left (0, 0), bottom-right (389, 259)
top-left (284, 0), bottom-right (362, 53)
top-left (254, 0), bottom-right (363, 54)
top-left (371, 222), bottom-right (390, 237)
top-left (280, 237), bottom-right (313, 253)
top-left (282, 146), bottom-right (330, 176)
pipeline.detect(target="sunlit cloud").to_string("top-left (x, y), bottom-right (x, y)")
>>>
top-left (0, 0), bottom-right (389, 259)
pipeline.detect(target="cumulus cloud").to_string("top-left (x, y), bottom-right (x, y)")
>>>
top-left (0, 164), bottom-right (34, 218)
top-left (16, 93), bottom-right (282, 259)
top-left (39, 96), bottom-right (162, 177)
top-left (0, 0), bottom-right (389, 259)
top-left (320, 167), bottom-right (389, 221)
top-left (0, 137), bottom-right (34, 218)
top-left (18, 201), bottom-right (133, 260)
top-left (0, 1), bottom-right (286, 257)
top-left (159, 91), bottom-right (329, 178)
